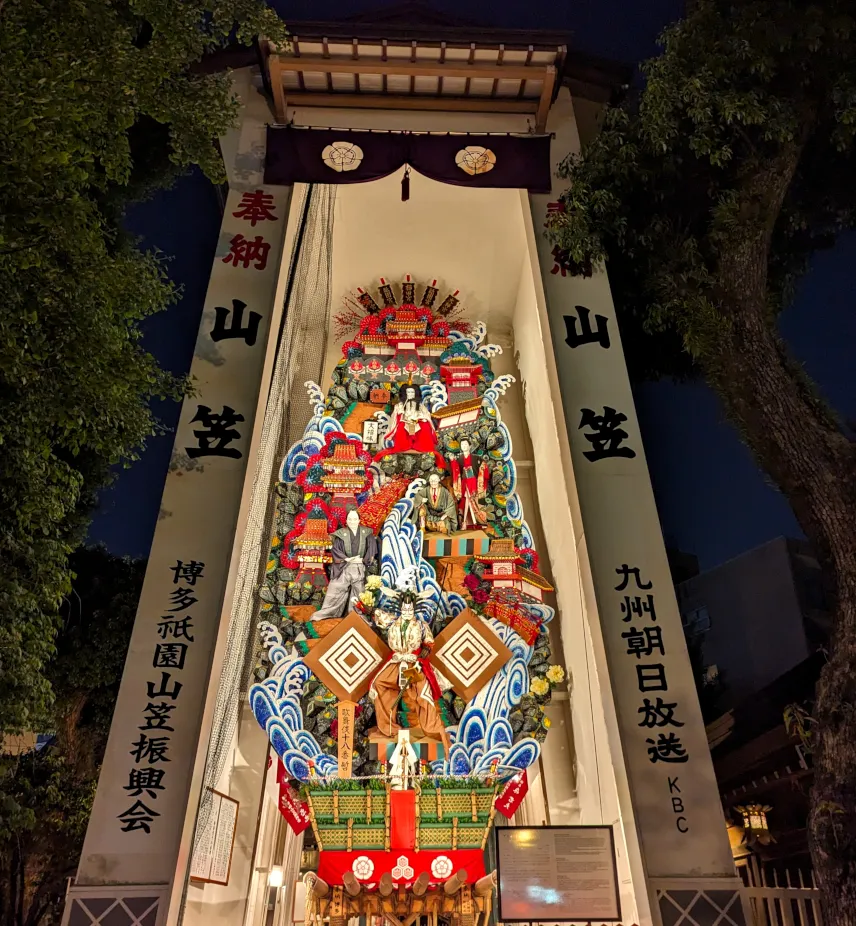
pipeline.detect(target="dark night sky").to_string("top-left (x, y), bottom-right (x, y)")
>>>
top-left (87, 0), bottom-right (856, 572)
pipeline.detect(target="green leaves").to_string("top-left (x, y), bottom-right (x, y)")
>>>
top-left (547, 0), bottom-right (856, 381)
top-left (0, 549), bottom-right (143, 925)
top-left (0, 0), bottom-right (286, 735)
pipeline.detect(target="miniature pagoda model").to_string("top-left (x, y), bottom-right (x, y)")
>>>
top-left (322, 442), bottom-right (368, 510)
top-left (292, 514), bottom-right (333, 589)
top-left (250, 279), bottom-right (561, 922)
top-left (440, 343), bottom-right (484, 405)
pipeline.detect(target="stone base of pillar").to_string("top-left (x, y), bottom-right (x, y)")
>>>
top-left (649, 877), bottom-right (748, 926)
top-left (62, 886), bottom-right (169, 926)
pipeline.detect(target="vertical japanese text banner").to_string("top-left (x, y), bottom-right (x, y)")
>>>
top-left (76, 184), bottom-right (290, 888)
top-left (528, 88), bottom-right (735, 882)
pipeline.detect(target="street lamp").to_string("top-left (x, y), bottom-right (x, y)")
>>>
top-left (735, 804), bottom-right (773, 846)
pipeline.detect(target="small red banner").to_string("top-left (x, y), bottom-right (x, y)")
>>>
top-left (278, 779), bottom-right (312, 834)
top-left (494, 769), bottom-right (529, 819)
top-left (389, 789), bottom-right (416, 849)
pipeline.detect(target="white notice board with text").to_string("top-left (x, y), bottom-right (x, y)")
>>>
top-left (189, 789), bottom-right (239, 886)
top-left (496, 826), bottom-right (621, 922)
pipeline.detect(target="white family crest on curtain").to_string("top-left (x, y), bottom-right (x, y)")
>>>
top-left (322, 141), bottom-right (364, 172)
top-left (455, 146), bottom-right (497, 176)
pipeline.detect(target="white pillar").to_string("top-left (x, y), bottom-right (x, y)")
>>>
top-left (63, 71), bottom-right (293, 926)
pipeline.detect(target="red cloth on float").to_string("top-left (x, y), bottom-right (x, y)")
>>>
top-left (376, 419), bottom-right (436, 456)
top-left (389, 789), bottom-right (416, 849)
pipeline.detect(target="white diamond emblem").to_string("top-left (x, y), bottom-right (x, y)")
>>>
top-left (317, 627), bottom-right (382, 693)
top-left (435, 624), bottom-right (498, 687)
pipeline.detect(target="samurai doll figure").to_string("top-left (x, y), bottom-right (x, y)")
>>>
top-left (313, 508), bottom-right (378, 619)
top-left (369, 583), bottom-right (452, 746)
top-left (411, 472), bottom-right (458, 534)
top-left (449, 438), bottom-right (490, 530)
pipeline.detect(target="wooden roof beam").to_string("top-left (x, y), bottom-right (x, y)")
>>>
top-left (281, 91), bottom-right (537, 114)
top-left (534, 64), bottom-right (557, 132)
top-left (269, 56), bottom-right (287, 123)
top-left (274, 53), bottom-right (548, 83)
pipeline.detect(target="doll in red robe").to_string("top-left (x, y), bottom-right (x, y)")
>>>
top-left (376, 384), bottom-right (438, 456)
top-left (449, 439), bottom-right (490, 530)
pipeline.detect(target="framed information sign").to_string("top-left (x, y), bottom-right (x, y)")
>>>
top-left (189, 789), bottom-right (239, 886)
top-left (495, 826), bottom-right (621, 922)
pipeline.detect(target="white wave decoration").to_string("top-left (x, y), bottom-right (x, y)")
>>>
top-left (475, 342), bottom-right (503, 360)
top-left (305, 381), bottom-right (325, 415)
top-left (526, 601), bottom-right (555, 625)
top-left (422, 380), bottom-right (449, 412)
top-left (381, 487), bottom-right (437, 620)
top-left (248, 622), bottom-right (337, 781)
top-left (478, 374), bottom-right (535, 541)
top-left (280, 383), bottom-right (345, 483)
top-left (448, 320), bottom-right (503, 360)
top-left (519, 522), bottom-right (536, 549)
top-left (483, 374), bottom-right (515, 406)
top-left (505, 494), bottom-right (523, 526)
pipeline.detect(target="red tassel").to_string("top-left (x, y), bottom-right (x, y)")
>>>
top-left (401, 165), bottom-right (411, 202)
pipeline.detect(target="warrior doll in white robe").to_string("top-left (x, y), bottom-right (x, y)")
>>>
top-left (368, 587), bottom-right (451, 746)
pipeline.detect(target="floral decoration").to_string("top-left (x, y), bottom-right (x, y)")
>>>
top-left (546, 665), bottom-right (565, 685)
top-left (352, 855), bottom-right (375, 879)
top-left (530, 678), bottom-right (550, 697)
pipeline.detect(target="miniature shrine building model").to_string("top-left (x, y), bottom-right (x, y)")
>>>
top-left (64, 10), bottom-right (745, 926)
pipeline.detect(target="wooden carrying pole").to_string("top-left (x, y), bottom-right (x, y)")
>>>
top-left (305, 872), bottom-right (330, 898)
top-left (444, 870), bottom-right (469, 895)
top-left (342, 871), bottom-right (362, 897)
top-left (474, 871), bottom-right (496, 897)
top-left (412, 872), bottom-right (430, 897)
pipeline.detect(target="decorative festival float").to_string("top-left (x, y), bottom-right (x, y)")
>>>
top-left (249, 278), bottom-right (566, 926)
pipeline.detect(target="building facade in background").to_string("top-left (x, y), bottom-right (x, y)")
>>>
top-left (679, 539), bottom-right (830, 881)
top-left (678, 537), bottom-right (828, 709)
